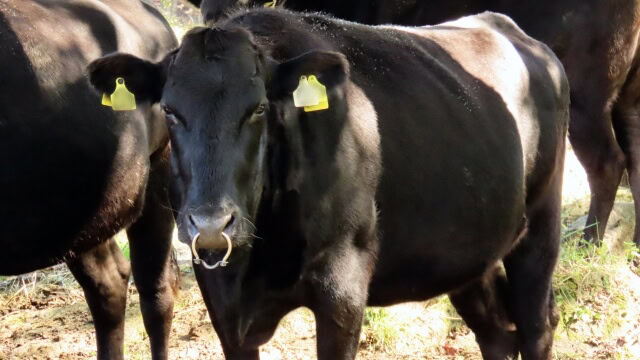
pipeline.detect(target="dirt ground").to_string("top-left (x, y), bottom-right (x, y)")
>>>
top-left (0, 266), bottom-right (483, 360)
top-left (1, 265), bottom-right (638, 360)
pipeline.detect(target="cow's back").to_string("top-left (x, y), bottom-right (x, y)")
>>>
top-left (428, 13), bottom-right (569, 195)
top-left (0, 0), bottom-right (176, 274)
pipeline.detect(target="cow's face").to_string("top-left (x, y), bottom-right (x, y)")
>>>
top-left (88, 26), bottom-right (348, 250)
top-left (164, 27), bottom-right (269, 250)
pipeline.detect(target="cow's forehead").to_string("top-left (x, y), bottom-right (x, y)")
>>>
top-left (174, 26), bottom-right (258, 74)
top-left (162, 28), bottom-right (264, 113)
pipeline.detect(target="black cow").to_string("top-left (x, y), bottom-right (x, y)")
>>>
top-left (0, 1), bottom-right (178, 359)
top-left (187, 0), bottom-right (491, 25)
top-left (186, 0), bottom-right (640, 247)
top-left (89, 9), bottom-right (568, 360)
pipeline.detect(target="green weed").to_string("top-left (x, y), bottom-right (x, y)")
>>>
top-left (115, 231), bottom-right (131, 261)
top-left (552, 193), bottom-right (639, 358)
top-left (360, 308), bottom-right (399, 352)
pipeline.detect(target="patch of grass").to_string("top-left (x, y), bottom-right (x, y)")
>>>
top-left (360, 308), bottom-right (399, 352)
top-left (554, 238), bottom-right (615, 306)
top-left (552, 196), bottom-right (640, 359)
top-left (622, 239), bottom-right (640, 276)
top-left (115, 231), bottom-right (130, 261)
top-left (434, 297), bottom-right (465, 336)
top-left (123, 343), bottom-right (151, 360)
top-left (616, 188), bottom-right (634, 203)
top-left (153, 0), bottom-right (201, 31)
top-left (561, 195), bottom-right (591, 221)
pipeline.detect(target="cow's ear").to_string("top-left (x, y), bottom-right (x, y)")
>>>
top-left (87, 53), bottom-right (168, 104)
top-left (268, 51), bottom-right (349, 101)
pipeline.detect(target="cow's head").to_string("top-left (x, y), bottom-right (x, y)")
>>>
top-left (200, 0), bottom-right (238, 24)
top-left (199, 0), bottom-right (277, 24)
top-left (88, 26), bottom-right (349, 252)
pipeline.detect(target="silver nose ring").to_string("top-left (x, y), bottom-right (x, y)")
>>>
top-left (190, 232), bottom-right (233, 270)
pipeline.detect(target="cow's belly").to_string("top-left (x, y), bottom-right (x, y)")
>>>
top-left (0, 119), bottom-right (150, 275)
top-left (366, 105), bottom-right (526, 305)
top-left (368, 201), bottom-right (524, 305)
top-left (368, 245), bottom-right (504, 306)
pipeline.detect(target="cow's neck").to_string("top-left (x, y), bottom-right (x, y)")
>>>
top-left (201, 82), bottom-right (381, 346)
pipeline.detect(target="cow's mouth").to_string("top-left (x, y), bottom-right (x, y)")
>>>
top-left (190, 232), bottom-right (233, 270)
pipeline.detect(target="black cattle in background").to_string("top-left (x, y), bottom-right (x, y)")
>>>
top-left (185, 0), bottom-right (640, 247)
top-left (89, 8), bottom-right (569, 359)
top-left (186, 0), bottom-right (493, 25)
top-left (0, 1), bottom-right (178, 359)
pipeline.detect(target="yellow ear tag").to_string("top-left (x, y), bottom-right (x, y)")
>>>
top-left (101, 93), bottom-right (112, 107)
top-left (110, 77), bottom-right (136, 111)
top-left (293, 75), bottom-right (320, 107)
top-left (264, 0), bottom-right (276, 8)
top-left (303, 75), bottom-right (328, 112)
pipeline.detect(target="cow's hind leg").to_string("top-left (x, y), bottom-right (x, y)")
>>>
top-left (569, 98), bottom-right (626, 244)
top-left (611, 74), bottom-right (640, 246)
top-left (503, 179), bottom-right (562, 359)
top-left (126, 146), bottom-right (179, 360)
top-left (449, 266), bottom-right (518, 360)
top-left (67, 238), bottom-right (131, 360)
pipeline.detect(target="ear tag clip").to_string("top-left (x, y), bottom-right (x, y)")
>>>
top-left (264, 0), bottom-right (277, 8)
top-left (304, 75), bottom-right (328, 112)
top-left (108, 77), bottom-right (136, 111)
top-left (101, 93), bottom-right (112, 107)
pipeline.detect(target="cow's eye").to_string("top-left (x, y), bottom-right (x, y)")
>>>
top-left (161, 104), bottom-right (173, 115)
top-left (254, 104), bottom-right (267, 116)
top-left (162, 105), bottom-right (181, 127)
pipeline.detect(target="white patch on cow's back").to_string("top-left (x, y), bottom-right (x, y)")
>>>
top-left (381, 13), bottom-right (550, 178)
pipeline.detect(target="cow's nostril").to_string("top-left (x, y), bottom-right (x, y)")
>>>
top-left (188, 213), bottom-right (197, 228)
top-left (224, 214), bottom-right (236, 233)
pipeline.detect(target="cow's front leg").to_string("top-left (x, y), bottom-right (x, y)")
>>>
top-left (308, 245), bottom-right (375, 360)
top-left (66, 238), bottom-right (130, 360)
top-left (126, 147), bottom-right (179, 360)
